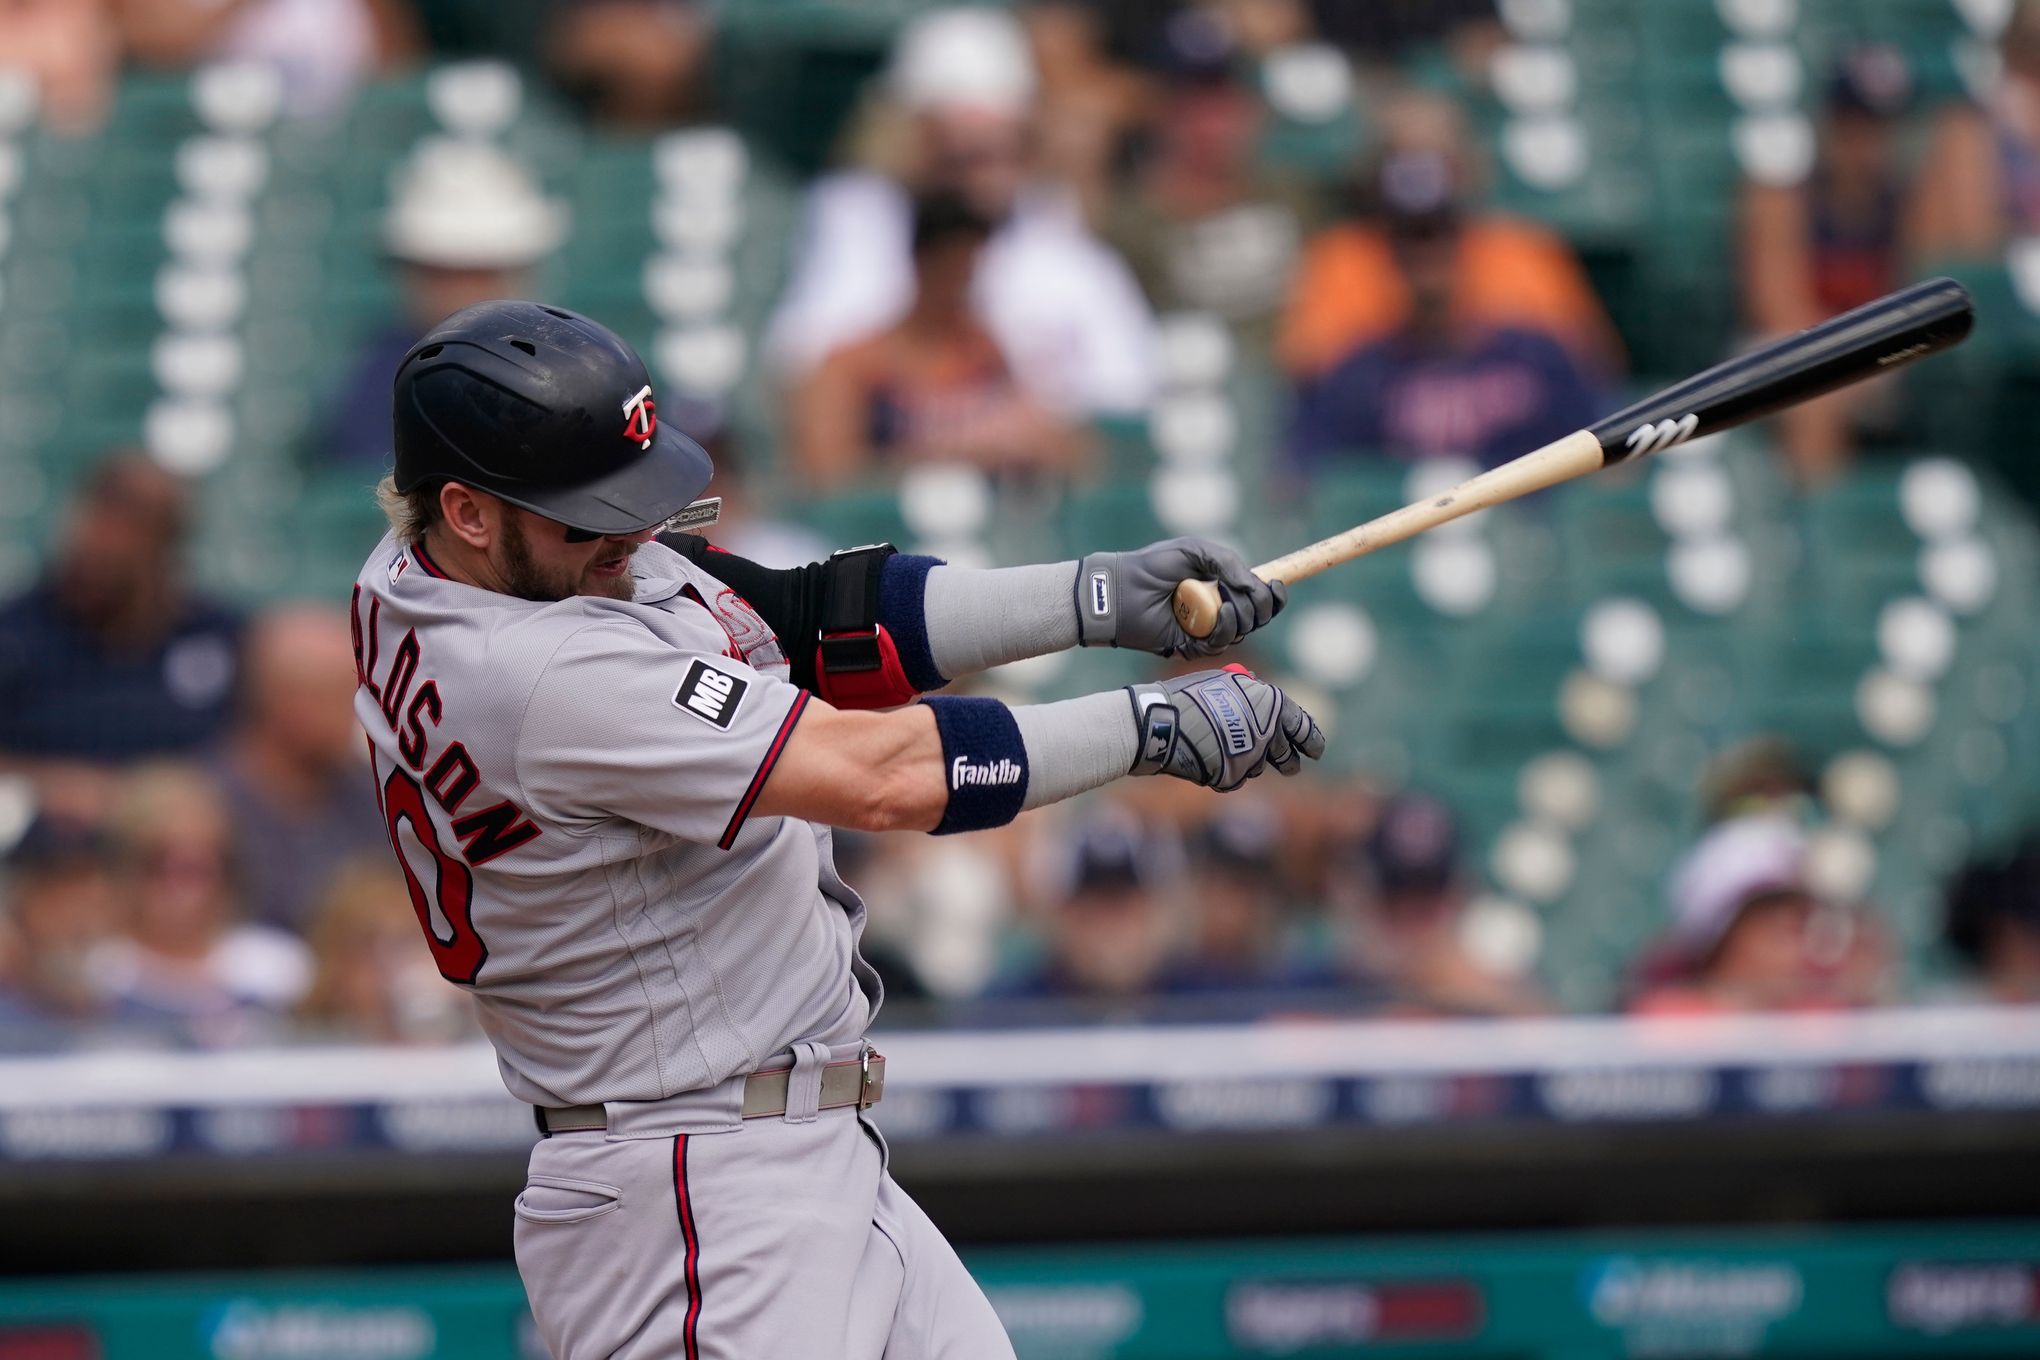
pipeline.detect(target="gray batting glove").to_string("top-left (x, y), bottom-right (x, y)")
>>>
top-left (1076, 537), bottom-right (1286, 657)
top-left (1124, 666), bottom-right (1327, 792)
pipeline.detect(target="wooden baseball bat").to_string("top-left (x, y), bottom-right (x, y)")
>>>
top-left (1173, 276), bottom-right (1976, 637)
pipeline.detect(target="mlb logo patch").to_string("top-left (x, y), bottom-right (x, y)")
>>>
top-left (673, 658), bottom-right (747, 729)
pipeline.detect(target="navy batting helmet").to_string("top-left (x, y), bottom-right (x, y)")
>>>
top-left (392, 300), bottom-right (713, 538)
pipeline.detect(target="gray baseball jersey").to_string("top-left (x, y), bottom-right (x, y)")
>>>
top-left (349, 531), bottom-right (881, 1108)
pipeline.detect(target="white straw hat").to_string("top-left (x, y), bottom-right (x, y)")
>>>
top-left (384, 137), bottom-right (567, 270)
top-left (1668, 815), bottom-right (1810, 956)
top-left (887, 8), bottom-right (1037, 115)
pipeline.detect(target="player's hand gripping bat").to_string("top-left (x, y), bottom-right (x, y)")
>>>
top-left (1172, 277), bottom-right (1977, 637)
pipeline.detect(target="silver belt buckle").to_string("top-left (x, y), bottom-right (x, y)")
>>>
top-left (858, 1043), bottom-right (884, 1108)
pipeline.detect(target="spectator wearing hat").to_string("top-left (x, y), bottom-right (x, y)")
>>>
top-left (1278, 89), bottom-right (1620, 384)
top-left (1286, 144), bottom-right (1603, 470)
top-left (1102, 9), bottom-right (1323, 346)
top-left (790, 192), bottom-right (1086, 490)
top-left (766, 6), bottom-right (1158, 421)
top-left (1156, 799), bottom-right (1297, 994)
top-left (1323, 792), bottom-right (1547, 1017)
top-left (86, 763), bottom-right (311, 1042)
top-left (1740, 45), bottom-right (1919, 483)
top-left (0, 815), bottom-right (118, 1028)
top-left (995, 808), bottom-right (1181, 1002)
top-left (1629, 816), bottom-right (1890, 1015)
top-left (1694, 735), bottom-right (1817, 828)
top-left (1944, 837), bottom-right (2040, 1005)
top-left (0, 453), bottom-right (243, 822)
top-left (204, 605), bottom-right (386, 932)
top-left (318, 139), bottom-right (568, 470)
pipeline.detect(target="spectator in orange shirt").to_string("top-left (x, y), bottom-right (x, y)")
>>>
top-left (790, 192), bottom-right (1086, 491)
top-left (1287, 150), bottom-right (1603, 470)
top-left (1277, 89), bottom-right (1620, 383)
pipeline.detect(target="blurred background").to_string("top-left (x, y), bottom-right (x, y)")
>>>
top-left (1, 0), bottom-right (2039, 1356)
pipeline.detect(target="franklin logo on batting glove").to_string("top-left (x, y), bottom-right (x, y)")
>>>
top-left (1197, 679), bottom-right (1255, 755)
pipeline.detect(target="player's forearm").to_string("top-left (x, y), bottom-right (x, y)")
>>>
top-left (912, 538), bottom-right (1287, 675)
top-left (757, 690), bottom-right (1138, 834)
top-left (755, 702), bottom-right (949, 832)
top-left (919, 560), bottom-right (1081, 679)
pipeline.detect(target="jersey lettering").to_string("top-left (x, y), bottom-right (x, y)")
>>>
top-left (452, 800), bottom-right (543, 866)
top-left (349, 585), bottom-right (366, 685)
top-left (355, 595), bottom-right (540, 868)
top-left (400, 680), bottom-right (442, 769)
top-left (709, 588), bottom-right (775, 660)
top-left (673, 659), bottom-right (747, 729)
top-left (381, 763), bottom-right (487, 984)
top-left (379, 631), bottom-right (421, 728)
top-left (361, 597), bottom-right (383, 702)
top-left (425, 742), bottom-right (481, 814)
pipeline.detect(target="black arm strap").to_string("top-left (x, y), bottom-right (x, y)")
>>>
top-left (666, 535), bottom-right (897, 693)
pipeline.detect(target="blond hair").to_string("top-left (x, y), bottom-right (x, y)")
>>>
top-left (296, 858), bottom-right (414, 1028)
top-left (375, 473), bottom-right (441, 543)
top-left (108, 761), bottom-right (231, 857)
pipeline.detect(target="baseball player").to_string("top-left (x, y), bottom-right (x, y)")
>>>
top-left (350, 300), bottom-right (1324, 1359)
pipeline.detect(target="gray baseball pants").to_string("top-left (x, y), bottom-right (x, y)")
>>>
top-left (513, 1091), bottom-right (1014, 1357)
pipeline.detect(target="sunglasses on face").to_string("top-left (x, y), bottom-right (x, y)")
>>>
top-left (559, 497), bottom-right (722, 543)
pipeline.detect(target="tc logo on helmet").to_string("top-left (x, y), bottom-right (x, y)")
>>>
top-left (621, 384), bottom-right (658, 449)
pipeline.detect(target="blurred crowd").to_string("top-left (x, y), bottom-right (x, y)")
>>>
top-left (2, 0), bottom-right (2038, 1046)
top-left (1, 454), bottom-right (2035, 1046)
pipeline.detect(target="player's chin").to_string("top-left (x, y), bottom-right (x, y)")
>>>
top-left (581, 563), bottom-right (637, 600)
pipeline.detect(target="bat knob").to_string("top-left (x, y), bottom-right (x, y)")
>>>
top-left (1172, 578), bottom-right (1223, 639)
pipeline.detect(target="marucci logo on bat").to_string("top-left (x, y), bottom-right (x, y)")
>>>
top-left (1625, 414), bottom-right (1698, 455)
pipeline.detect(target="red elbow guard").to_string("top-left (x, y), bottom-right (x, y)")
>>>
top-left (815, 626), bottom-right (920, 709)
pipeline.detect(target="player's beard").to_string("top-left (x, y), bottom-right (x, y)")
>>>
top-left (497, 516), bottom-right (637, 602)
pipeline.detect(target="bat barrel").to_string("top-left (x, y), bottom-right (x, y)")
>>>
top-left (1587, 276), bottom-right (1974, 465)
top-left (1168, 278), bottom-right (1977, 639)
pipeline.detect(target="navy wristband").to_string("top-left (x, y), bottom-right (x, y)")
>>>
top-left (922, 695), bottom-right (1029, 834)
top-left (876, 553), bottom-right (946, 691)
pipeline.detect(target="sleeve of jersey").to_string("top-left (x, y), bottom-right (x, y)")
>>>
top-left (517, 621), bottom-right (810, 851)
